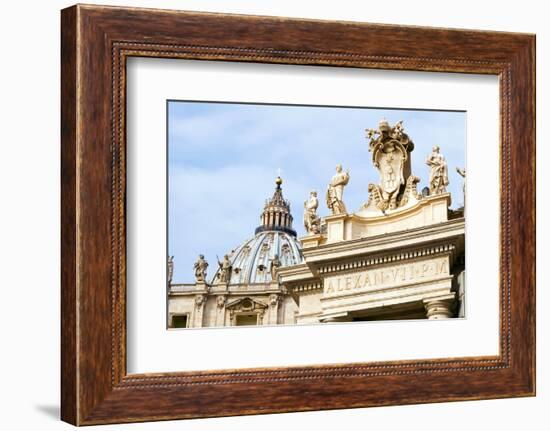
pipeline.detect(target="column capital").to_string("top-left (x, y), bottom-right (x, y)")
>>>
top-left (424, 294), bottom-right (455, 320)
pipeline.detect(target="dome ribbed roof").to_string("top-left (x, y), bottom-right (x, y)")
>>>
top-left (211, 177), bottom-right (302, 286)
top-left (211, 231), bottom-right (302, 285)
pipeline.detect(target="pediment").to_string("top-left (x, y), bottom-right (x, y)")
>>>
top-left (225, 297), bottom-right (268, 312)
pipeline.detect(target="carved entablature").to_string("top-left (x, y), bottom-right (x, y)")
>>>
top-left (317, 243), bottom-right (459, 276)
top-left (364, 119), bottom-right (420, 212)
top-left (287, 280), bottom-right (323, 293)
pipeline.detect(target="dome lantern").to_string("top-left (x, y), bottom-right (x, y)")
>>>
top-left (210, 176), bottom-right (302, 286)
top-left (255, 176), bottom-right (296, 237)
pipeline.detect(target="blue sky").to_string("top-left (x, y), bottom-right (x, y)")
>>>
top-left (168, 101), bottom-right (465, 283)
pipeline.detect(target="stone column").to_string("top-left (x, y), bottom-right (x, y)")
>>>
top-left (424, 294), bottom-right (455, 320)
top-left (456, 271), bottom-right (466, 318)
top-left (268, 294), bottom-right (280, 325)
top-left (193, 294), bottom-right (207, 327)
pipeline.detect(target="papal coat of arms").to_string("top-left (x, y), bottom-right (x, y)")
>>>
top-left (363, 119), bottom-right (421, 212)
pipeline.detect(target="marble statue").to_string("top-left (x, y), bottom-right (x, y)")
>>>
top-left (326, 164), bottom-right (349, 215)
top-left (270, 254), bottom-right (281, 280)
top-left (456, 166), bottom-right (466, 204)
top-left (456, 167), bottom-right (465, 190)
top-left (426, 146), bottom-right (449, 195)
top-left (217, 254), bottom-right (232, 283)
top-left (193, 254), bottom-right (208, 282)
top-left (167, 255), bottom-right (174, 285)
top-left (303, 190), bottom-right (321, 234)
top-left (363, 119), bottom-right (419, 212)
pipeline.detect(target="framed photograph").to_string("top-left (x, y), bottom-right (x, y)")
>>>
top-left (61, 4), bottom-right (535, 425)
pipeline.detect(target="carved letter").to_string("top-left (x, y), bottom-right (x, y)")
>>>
top-left (345, 277), bottom-right (352, 290)
top-left (436, 259), bottom-right (447, 275)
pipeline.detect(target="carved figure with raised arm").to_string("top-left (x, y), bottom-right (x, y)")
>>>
top-left (217, 254), bottom-right (232, 283)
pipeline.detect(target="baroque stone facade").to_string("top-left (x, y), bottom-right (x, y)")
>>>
top-left (167, 119), bottom-right (465, 328)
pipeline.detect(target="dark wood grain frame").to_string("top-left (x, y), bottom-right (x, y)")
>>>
top-left (61, 4), bottom-right (536, 426)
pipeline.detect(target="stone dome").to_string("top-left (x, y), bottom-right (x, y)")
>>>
top-left (211, 177), bottom-right (302, 285)
top-left (213, 230), bottom-right (302, 285)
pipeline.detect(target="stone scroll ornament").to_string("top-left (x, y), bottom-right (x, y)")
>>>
top-left (364, 119), bottom-right (421, 212)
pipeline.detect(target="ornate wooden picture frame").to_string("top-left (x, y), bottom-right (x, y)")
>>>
top-left (61, 4), bottom-right (535, 425)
